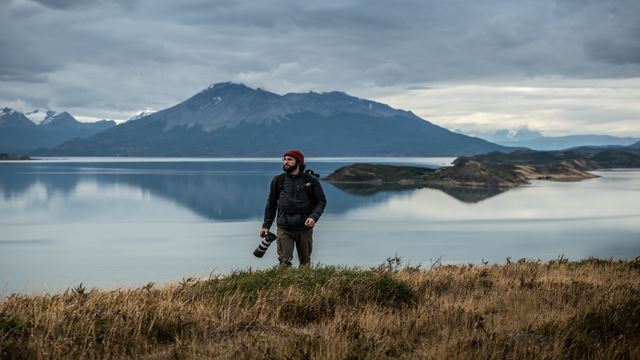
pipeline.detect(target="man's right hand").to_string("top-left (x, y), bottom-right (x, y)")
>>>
top-left (259, 228), bottom-right (269, 238)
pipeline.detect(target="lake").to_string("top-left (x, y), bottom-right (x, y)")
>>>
top-left (1, 157), bottom-right (639, 294)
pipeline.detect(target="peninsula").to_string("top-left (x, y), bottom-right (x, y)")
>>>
top-left (325, 149), bottom-right (640, 189)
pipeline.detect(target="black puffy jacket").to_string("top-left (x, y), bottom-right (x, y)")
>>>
top-left (262, 172), bottom-right (327, 230)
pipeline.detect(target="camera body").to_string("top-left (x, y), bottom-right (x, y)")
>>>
top-left (253, 231), bottom-right (277, 258)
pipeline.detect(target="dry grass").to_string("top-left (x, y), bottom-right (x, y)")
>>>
top-left (1, 257), bottom-right (640, 359)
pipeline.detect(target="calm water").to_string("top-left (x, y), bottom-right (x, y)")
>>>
top-left (1, 157), bottom-right (639, 294)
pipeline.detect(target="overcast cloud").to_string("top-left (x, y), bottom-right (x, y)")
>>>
top-left (1, 0), bottom-right (639, 135)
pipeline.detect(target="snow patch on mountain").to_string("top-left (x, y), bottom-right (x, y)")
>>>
top-left (1, 107), bottom-right (16, 117)
top-left (199, 96), bottom-right (223, 110)
top-left (129, 111), bottom-right (155, 121)
top-left (25, 109), bottom-right (50, 124)
top-left (206, 81), bottom-right (241, 91)
top-left (41, 112), bottom-right (59, 125)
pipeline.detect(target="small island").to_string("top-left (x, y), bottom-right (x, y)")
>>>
top-left (325, 149), bottom-right (640, 190)
top-left (0, 153), bottom-right (32, 161)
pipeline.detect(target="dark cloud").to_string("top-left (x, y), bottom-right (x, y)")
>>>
top-left (0, 39), bottom-right (57, 82)
top-left (28, 0), bottom-right (136, 10)
top-left (8, 1), bottom-right (44, 17)
top-left (555, 0), bottom-right (640, 67)
top-left (29, 0), bottom-right (99, 10)
top-left (586, 39), bottom-right (640, 65)
top-left (53, 86), bottom-right (107, 108)
top-left (0, 90), bottom-right (50, 109)
top-left (0, 0), bottom-right (639, 121)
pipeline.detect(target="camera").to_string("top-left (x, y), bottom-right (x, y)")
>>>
top-left (253, 231), bottom-right (277, 258)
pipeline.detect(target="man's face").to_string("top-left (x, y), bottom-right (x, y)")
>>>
top-left (283, 156), bottom-right (298, 173)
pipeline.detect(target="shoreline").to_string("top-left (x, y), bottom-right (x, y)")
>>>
top-left (324, 149), bottom-right (640, 189)
top-left (2, 254), bottom-right (636, 297)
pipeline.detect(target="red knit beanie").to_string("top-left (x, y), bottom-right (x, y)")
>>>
top-left (283, 149), bottom-right (304, 165)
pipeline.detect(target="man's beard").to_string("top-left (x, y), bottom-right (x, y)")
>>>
top-left (283, 164), bottom-right (297, 173)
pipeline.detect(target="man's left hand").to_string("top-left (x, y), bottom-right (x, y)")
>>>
top-left (304, 218), bottom-right (316, 228)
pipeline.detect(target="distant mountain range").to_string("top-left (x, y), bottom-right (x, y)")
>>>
top-left (10, 83), bottom-right (637, 157)
top-left (33, 82), bottom-right (512, 157)
top-left (464, 127), bottom-right (640, 151)
top-left (0, 108), bottom-right (116, 153)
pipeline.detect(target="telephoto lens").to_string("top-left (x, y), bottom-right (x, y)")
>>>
top-left (253, 231), bottom-right (277, 258)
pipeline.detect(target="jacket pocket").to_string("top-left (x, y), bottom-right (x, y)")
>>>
top-left (278, 212), bottom-right (307, 228)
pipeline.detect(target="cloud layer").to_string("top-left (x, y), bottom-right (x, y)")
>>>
top-left (1, 0), bottom-right (639, 134)
top-left (379, 78), bottom-right (640, 137)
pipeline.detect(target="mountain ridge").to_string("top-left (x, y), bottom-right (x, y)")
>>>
top-left (0, 107), bottom-right (116, 153)
top-left (132, 82), bottom-right (421, 133)
top-left (36, 82), bottom-right (512, 157)
top-left (466, 127), bottom-right (640, 150)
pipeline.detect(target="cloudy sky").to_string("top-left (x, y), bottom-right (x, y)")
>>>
top-left (1, 0), bottom-right (639, 136)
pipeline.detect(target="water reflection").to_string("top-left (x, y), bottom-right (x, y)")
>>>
top-left (0, 173), bottom-right (392, 220)
top-left (0, 160), bottom-right (504, 221)
top-left (331, 182), bottom-right (506, 203)
top-left (1, 160), bottom-right (639, 293)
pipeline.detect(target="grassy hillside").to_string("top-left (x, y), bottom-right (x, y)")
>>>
top-left (1, 258), bottom-right (639, 359)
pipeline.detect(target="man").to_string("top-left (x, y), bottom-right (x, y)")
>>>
top-left (260, 149), bottom-right (327, 267)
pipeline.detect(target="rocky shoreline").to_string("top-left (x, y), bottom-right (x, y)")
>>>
top-left (325, 149), bottom-right (640, 190)
top-left (0, 153), bottom-right (31, 161)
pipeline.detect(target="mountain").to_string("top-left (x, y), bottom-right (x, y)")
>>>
top-left (490, 128), bottom-right (544, 143)
top-left (24, 109), bottom-right (52, 125)
top-left (0, 107), bottom-right (36, 129)
top-left (628, 141), bottom-right (640, 149)
top-left (469, 127), bottom-right (640, 150)
top-left (128, 111), bottom-right (154, 121)
top-left (37, 82), bottom-right (512, 157)
top-left (0, 107), bottom-right (116, 153)
top-left (1, 107), bottom-right (38, 153)
top-left (504, 135), bottom-right (640, 150)
top-left (41, 111), bottom-right (78, 127)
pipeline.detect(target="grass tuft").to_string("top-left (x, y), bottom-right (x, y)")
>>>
top-left (1, 259), bottom-right (639, 359)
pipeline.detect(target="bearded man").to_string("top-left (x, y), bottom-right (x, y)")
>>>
top-left (260, 149), bottom-right (327, 266)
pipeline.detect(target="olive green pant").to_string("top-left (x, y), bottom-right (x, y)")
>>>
top-left (276, 228), bottom-right (313, 266)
